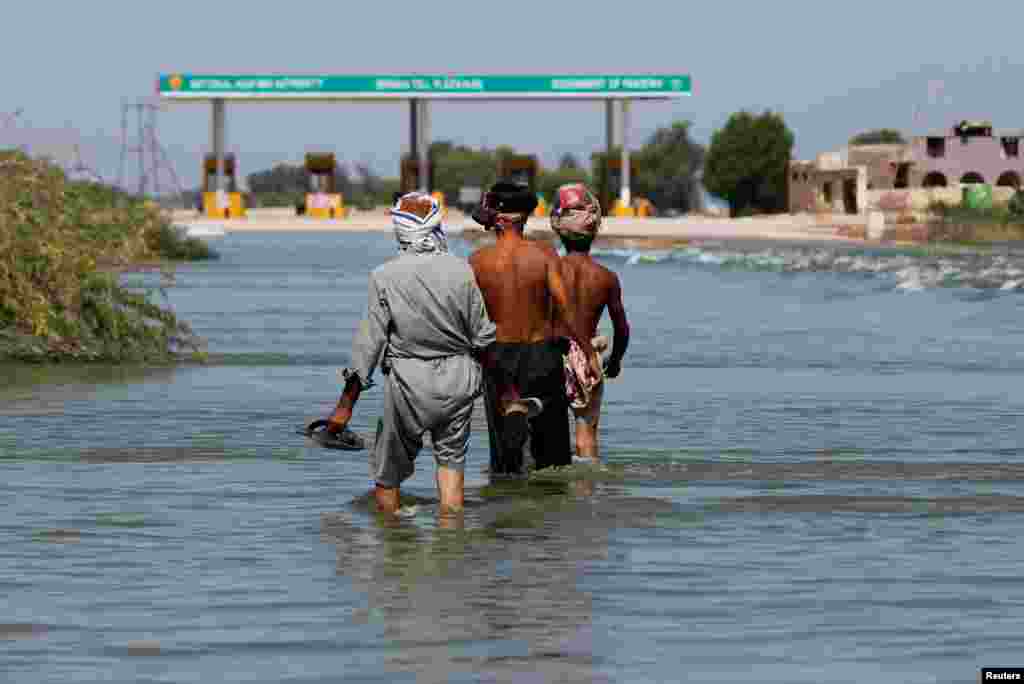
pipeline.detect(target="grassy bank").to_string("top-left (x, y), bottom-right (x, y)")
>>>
top-left (926, 196), bottom-right (1024, 244)
top-left (0, 151), bottom-right (216, 363)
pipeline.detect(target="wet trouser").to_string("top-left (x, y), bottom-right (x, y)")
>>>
top-left (484, 340), bottom-right (572, 474)
top-left (371, 355), bottom-right (481, 489)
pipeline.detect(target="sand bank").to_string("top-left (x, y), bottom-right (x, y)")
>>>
top-left (171, 208), bottom-right (867, 245)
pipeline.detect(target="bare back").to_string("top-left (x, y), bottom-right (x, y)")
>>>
top-left (470, 237), bottom-right (561, 343)
top-left (554, 253), bottom-right (621, 340)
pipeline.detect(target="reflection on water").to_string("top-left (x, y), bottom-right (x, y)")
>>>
top-left (4, 232), bottom-right (1024, 682)
top-left (319, 480), bottom-right (630, 682)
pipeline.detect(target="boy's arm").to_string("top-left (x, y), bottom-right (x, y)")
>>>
top-left (604, 275), bottom-right (630, 378)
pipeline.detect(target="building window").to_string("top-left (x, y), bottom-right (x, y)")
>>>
top-left (996, 171), bottom-right (1021, 188)
top-left (960, 172), bottom-right (985, 185)
top-left (894, 163), bottom-right (911, 189)
top-left (926, 137), bottom-right (945, 158)
top-left (1002, 138), bottom-right (1020, 158)
top-left (823, 181), bottom-right (833, 205)
top-left (922, 172), bottom-right (947, 188)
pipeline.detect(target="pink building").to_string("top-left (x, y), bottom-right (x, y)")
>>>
top-left (906, 120), bottom-right (1022, 189)
top-left (789, 121), bottom-right (1024, 215)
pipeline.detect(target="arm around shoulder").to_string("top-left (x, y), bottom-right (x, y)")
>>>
top-left (546, 254), bottom-right (595, 359)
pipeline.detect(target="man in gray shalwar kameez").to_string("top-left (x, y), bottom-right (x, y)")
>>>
top-left (326, 192), bottom-right (497, 515)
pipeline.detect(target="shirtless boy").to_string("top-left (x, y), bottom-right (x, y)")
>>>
top-left (549, 183), bottom-right (630, 464)
top-left (469, 182), bottom-right (596, 474)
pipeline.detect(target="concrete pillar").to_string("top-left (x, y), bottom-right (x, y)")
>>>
top-left (409, 98), bottom-right (419, 164)
top-left (211, 98), bottom-right (225, 194)
top-left (620, 99), bottom-right (631, 207)
top-left (605, 99), bottom-right (615, 154)
top-left (417, 99), bottom-right (430, 192)
top-left (605, 100), bottom-right (614, 209)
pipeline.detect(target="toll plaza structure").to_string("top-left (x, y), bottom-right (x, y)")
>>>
top-left (201, 153), bottom-right (245, 218)
top-left (158, 74), bottom-right (692, 217)
top-left (302, 153), bottom-right (344, 218)
top-left (599, 156), bottom-right (640, 217)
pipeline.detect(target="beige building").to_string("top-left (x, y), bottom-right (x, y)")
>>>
top-left (789, 121), bottom-right (1023, 216)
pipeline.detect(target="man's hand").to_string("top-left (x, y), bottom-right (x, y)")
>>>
top-left (327, 405), bottom-right (353, 434)
top-left (603, 357), bottom-right (622, 379)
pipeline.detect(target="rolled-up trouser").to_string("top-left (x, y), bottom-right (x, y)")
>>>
top-left (371, 355), bottom-right (481, 489)
top-left (485, 339), bottom-right (572, 473)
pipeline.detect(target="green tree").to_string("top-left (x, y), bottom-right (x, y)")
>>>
top-left (704, 110), bottom-right (794, 216)
top-left (849, 128), bottom-right (906, 146)
top-left (633, 120), bottom-right (705, 213)
top-left (558, 153), bottom-right (580, 170)
top-left (429, 141), bottom-right (499, 203)
top-left (246, 162), bottom-right (306, 195)
top-left (589, 121), bottom-right (704, 213)
top-left (537, 166), bottom-right (592, 202)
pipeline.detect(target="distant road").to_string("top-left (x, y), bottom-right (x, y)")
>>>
top-left (171, 207), bottom-right (865, 245)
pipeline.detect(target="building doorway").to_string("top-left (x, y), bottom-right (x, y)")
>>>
top-left (842, 178), bottom-right (858, 214)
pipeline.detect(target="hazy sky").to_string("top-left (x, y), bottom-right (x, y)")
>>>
top-left (2, 0), bottom-right (1022, 190)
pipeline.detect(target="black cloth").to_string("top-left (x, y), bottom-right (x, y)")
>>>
top-left (489, 181), bottom-right (538, 214)
top-left (472, 181), bottom-right (539, 228)
top-left (484, 339), bottom-right (571, 474)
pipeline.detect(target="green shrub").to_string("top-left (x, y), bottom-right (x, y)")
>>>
top-left (1009, 189), bottom-right (1024, 220)
top-left (0, 151), bottom-right (213, 362)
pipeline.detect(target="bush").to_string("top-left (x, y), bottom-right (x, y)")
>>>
top-left (1009, 189), bottom-right (1024, 219)
top-left (927, 199), bottom-right (1014, 225)
top-left (0, 151), bottom-right (213, 362)
top-left (704, 110), bottom-right (793, 217)
top-left (925, 198), bottom-right (1024, 243)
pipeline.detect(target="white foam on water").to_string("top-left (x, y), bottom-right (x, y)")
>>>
top-left (595, 241), bottom-right (1024, 292)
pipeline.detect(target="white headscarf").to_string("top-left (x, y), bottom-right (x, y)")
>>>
top-left (390, 192), bottom-right (448, 254)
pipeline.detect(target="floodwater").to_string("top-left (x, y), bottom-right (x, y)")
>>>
top-left (3, 232), bottom-right (1024, 683)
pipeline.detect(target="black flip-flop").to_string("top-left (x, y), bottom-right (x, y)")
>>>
top-left (502, 398), bottom-right (543, 452)
top-left (297, 419), bottom-right (367, 451)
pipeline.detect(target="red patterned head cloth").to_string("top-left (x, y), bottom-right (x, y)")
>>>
top-left (550, 183), bottom-right (602, 241)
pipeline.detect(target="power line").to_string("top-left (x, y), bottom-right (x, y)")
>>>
top-left (117, 98), bottom-right (183, 199)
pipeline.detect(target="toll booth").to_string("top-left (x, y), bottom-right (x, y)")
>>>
top-left (202, 154), bottom-right (245, 218)
top-left (633, 197), bottom-right (655, 217)
top-left (302, 153), bottom-right (344, 218)
top-left (400, 157), bottom-right (435, 194)
top-left (498, 155), bottom-right (547, 216)
top-left (597, 156), bottom-right (639, 217)
top-left (399, 158), bottom-right (447, 210)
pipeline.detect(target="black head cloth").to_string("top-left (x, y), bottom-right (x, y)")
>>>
top-left (489, 181), bottom-right (539, 214)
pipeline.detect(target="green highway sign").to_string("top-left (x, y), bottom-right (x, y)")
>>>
top-left (158, 74), bottom-right (691, 100)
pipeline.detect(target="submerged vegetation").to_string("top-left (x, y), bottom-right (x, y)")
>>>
top-left (0, 151), bottom-right (216, 362)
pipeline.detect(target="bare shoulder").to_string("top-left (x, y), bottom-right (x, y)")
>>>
top-left (569, 254), bottom-right (618, 282)
top-left (469, 244), bottom-right (495, 260)
top-left (595, 260), bottom-right (621, 285)
top-left (468, 245), bottom-right (495, 270)
top-left (529, 240), bottom-right (561, 266)
top-left (584, 258), bottom-right (621, 296)
top-left (536, 240), bottom-right (560, 257)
